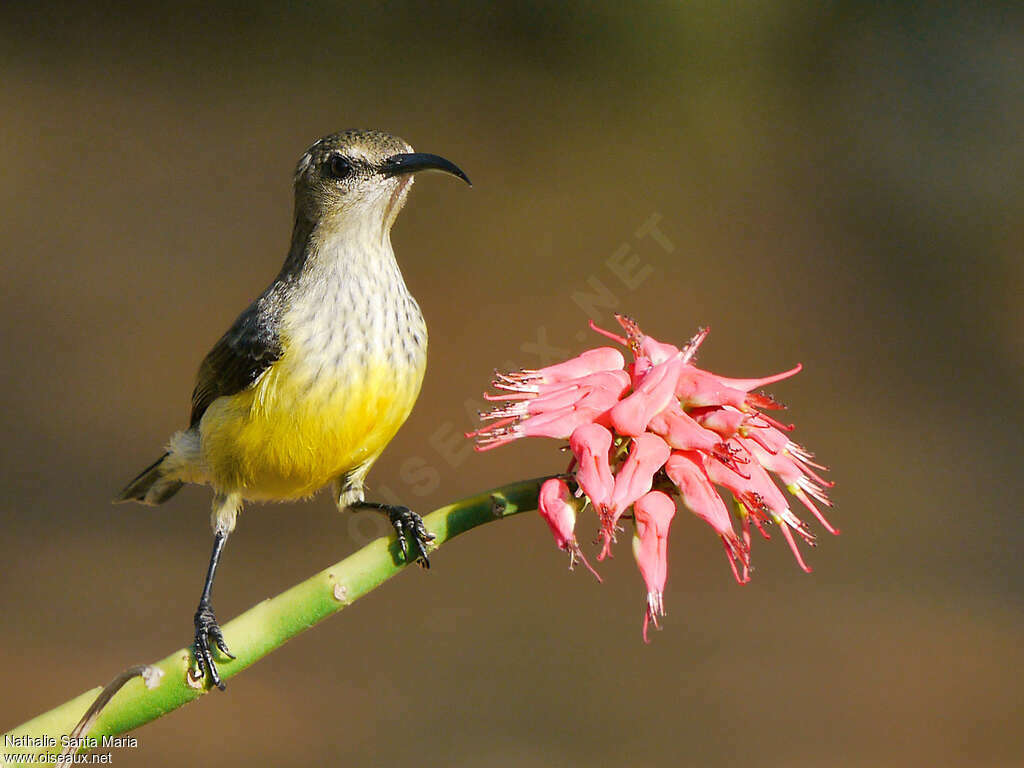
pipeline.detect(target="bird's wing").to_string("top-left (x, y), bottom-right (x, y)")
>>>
top-left (189, 296), bottom-right (284, 427)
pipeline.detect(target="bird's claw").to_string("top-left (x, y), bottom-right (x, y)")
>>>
top-left (387, 506), bottom-right (435, 568)
top-left (193, 600), bottom-right (234, 690)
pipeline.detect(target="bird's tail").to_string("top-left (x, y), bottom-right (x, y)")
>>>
top-left (115, 453), bottom-right (184, 505)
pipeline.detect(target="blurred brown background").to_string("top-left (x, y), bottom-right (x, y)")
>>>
top-left (2, 2), bottom-right (1022, 766)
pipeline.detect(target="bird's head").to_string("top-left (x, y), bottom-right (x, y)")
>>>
top-left (293, 129), bottom-right (470, 236)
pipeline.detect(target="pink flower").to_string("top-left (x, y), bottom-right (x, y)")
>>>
top-left (702, 440), bottom-right (821, 573)
top-left (631, 490), bottom-right (676, 643)
top-left (609, 357), bottom-right (685, 436)
top-left (689, 405), bottom-right (749, 439)
top-left (537, 477), bottom-right (602, 582)
top-left (468, 370), bottom-right (629, 449)
top-left (673, 363), bottom-right (802, 411)
top-left (569, 423), bottom-right (616, 515)
top-left (647, 401), bottom-right (745, 473)
top-left (500, 346), bottom-right (625, 386)
top-left (664, 451), bottom-right (750, 584)
top-left (470, 315), bottom-right (837, 641)
top-left (601, 433), bottom-right (672, 559)
top-left (736, 435), bottom-right (838, 535)
top-left (591, 315), bottom-right (701, 365)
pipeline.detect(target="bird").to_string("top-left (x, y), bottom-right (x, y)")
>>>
top-left (116, 129), bottom-right (470, 690)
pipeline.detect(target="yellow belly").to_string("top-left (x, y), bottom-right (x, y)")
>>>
top-left (199, 355), bottom-right (423, 500)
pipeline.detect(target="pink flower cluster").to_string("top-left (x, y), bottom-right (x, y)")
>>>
top-left (468, 316), bottom-right (837, 641)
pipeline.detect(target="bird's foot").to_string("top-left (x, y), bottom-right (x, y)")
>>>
top-left (387, 505), bottom-right (435, 568)
top-left (193, 600), bottom-right (235, 690)
top-left (350, 501), bottom-right (435, 567)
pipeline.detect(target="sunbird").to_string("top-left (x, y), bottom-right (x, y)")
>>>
top-left (117, 129), bottom-right (470, 689)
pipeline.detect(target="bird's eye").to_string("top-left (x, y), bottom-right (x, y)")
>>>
top-left (327, 155), bottom-right (352, 180)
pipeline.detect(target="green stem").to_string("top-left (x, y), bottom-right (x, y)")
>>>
top-left (2, 478), bottom-right (545, 760)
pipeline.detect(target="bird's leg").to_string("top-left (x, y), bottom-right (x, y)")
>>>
top-left (351, 501), bottom-right (435, 568)
top-left (192, 494), bottom-right (239, 690)
top-left (193, 530), bottom-right (235, 689)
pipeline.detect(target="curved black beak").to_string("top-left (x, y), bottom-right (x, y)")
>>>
top-left (381, 152), bottom-right (471, 186)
